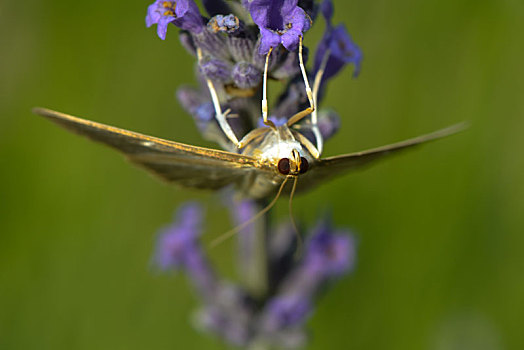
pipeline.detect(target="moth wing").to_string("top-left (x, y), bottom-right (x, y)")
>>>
top-left (299, 122), bottom-right (468, 192)
top-left (34, 107), bottom-right (273, 190)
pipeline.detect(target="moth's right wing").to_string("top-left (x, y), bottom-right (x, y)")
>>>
top-left (299, 122), bottom-right (468, 192)
top-left (34, 107), bottom-right (274, 190)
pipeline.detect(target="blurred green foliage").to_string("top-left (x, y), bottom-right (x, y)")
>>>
top-left (1, 0), bottom-right (523, 349)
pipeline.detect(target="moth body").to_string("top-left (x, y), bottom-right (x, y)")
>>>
top-left (239, 124), bottom-right (314, 198)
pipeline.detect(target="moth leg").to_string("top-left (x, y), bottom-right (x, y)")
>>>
top-left (196, 48), bottom-right (241, 147)
top-left (311, 48), bottom-right (330, 126)
top-left (307, 47), bottom-right (332, 156)
top-left (293, 131), bottom-right (320, 159)
top-left (261, 47), bottom-right (276, 129)
top-left (286, 36), bottom-right (315, 127)
top-left (238, 127), bottom-right (270, 149)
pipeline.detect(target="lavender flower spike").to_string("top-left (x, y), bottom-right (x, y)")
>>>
top-left (146, 0), bottom-right (205, 40)
top-left (247, 0), bottom-right (312, 54)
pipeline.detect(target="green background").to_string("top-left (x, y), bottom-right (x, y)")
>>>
top-left (1, 0), bottom-right (523, 349)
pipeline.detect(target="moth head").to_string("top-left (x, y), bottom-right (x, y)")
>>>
top-left (277, 149), bottom-right (309, 176)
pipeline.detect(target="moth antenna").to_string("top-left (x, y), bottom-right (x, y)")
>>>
top-left (288, 175), bottom-right (303, 259)
top-left (208, 176), bottom-right (290, 249)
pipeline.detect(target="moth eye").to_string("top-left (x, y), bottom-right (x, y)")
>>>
top-left (278, 158), bottom-right (291, 175)
top-left (299, 157), bottom-right (309, 174)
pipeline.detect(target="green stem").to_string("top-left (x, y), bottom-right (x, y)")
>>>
top-left (239, 200), bottom-right (269, 300)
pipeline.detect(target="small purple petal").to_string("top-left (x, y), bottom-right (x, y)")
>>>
top-left (280, 29), bottom-right (301, 51)
top-left (145, 0), bottom-right (205, 40)
top-left (157, 17), bottom-right (171, 40)
top-left (248, 0), bottom-right (312, 54)
top-left (146, 2), bottom-right (162, 27)
top-left (257, 27), bottom-right (282, 55)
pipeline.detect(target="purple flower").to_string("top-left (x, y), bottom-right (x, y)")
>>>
top-left (232, 62), bottom-right (262, 89)
top-left (146, 0), bottom-right (205, 40)
top-left (208, 14), bottom-right (240, 34)
top-left (197, 305), bottom-right (250, 346)
top-left (154, 202), bottom-right (202, 270)
top-left (313, 0), bottom-right (362, 80)
top-left (247, 0), bottom-right (312, 54)
top-left (199, 58), bottom-right (233, 83)
top-left (153, 203), bottom-right (217, 297)
top-left (176, 87), bottom-right (214, 126)
top-left (261, 295), bottom-right (312, 332)
top-left (303, 221), bottom-right (357, 278)
top-left (195, 284), bottom-right (254, 346)
top-left (317, 109), bottom-right (341, 140)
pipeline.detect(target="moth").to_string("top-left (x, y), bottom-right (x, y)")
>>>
top-left (33, 106), bottom-right (465, 198)
top-left (34, 42), bottom-right (466, 201)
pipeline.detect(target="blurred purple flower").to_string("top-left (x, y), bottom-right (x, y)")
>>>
top-left (146, 0), bottom-right (205, 40)
top-left (313, 0), bottom-right (362, 80)
top-left (303, 220), bottom-right (357, 278)
top-left (232, 62), bottom-right (262, 89)
top-left (154, 202), bottom-right (202, 270)
top-left (196, 284), bottom-right (254, 346)
top-left (199, 58), bottom-right (233, 83)
top-left (317, 109), bottom-right (341, 140)
top-left (261, 295), bottom-right (312, 332)
top-left (247, 0), bottom-right (312, 54)
top-left (154, 203), bottom-right (217, 298)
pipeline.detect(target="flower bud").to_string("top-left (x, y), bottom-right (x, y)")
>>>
top-left (232, 62), bottom-right (261, 89)
top-left (199, 58), bottom-right (233, 83)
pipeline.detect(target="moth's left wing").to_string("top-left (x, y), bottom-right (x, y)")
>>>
top-left (299, 122), bottom-right (468, 192)
top-left (34, 107), bottom-right (274, 190)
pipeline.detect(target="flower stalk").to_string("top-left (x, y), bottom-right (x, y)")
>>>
top-left (238, 199), bottom-right (270, 299)
top-left (147, 0), bottom-right (362, 347)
